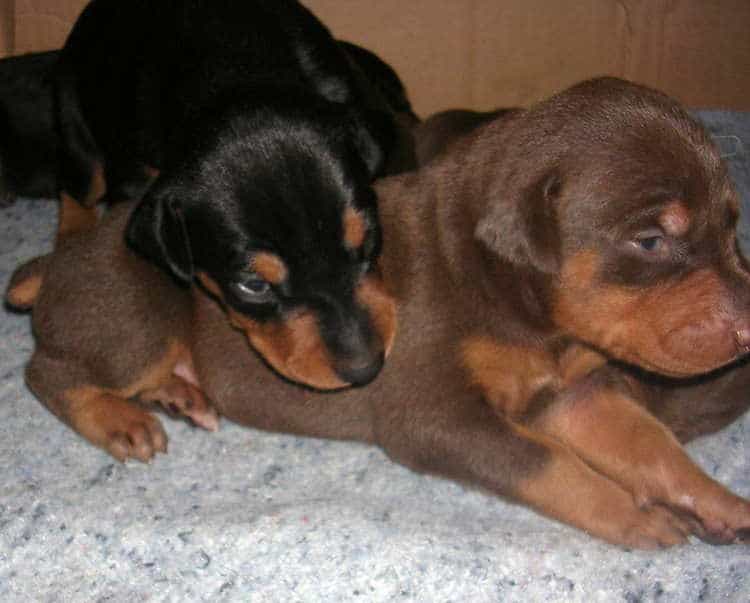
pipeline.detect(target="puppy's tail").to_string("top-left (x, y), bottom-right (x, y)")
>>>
top-left (5, 254), bottom-right (51, 311)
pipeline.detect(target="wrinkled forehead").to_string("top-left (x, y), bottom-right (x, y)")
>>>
top-left (558, 114), bottom-right (732, 231)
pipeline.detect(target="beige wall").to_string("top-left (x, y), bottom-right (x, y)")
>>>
top-left (4, 0), bottom-right (750, 112)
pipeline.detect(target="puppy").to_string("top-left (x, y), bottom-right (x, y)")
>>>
top-left (0, 40), bottom-right (417, 207)
top-left (10, 77), bottom-right (750, 547)
top-left (54, 0), bottom-right (415, 389)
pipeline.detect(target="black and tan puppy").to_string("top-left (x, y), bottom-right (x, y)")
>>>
top-left (0, 40), bottom-right (417, 207)
top-left (9, 77), bottom-right (750, 547)
top-left (54, 0), bottom-right (417, 389)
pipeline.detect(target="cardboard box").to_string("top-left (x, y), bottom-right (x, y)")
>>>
top-left (5, 0), bottom-right (750, 112)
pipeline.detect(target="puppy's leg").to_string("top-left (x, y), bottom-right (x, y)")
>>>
top-left (383, 397), bottom-right (690, 549)
top-left (530, 376), bottom-right (750, 543)
top-left (56, 192), bottom-right (99, 243)
top-left (55, 71), bottom-right (107, 242)
top-left (26, 351), bottom-right (167, 462)
top-left (139, 374), bottom-right (219, 432)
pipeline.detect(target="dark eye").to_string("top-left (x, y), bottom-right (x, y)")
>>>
top-left (630, 229), bottom-right (666, 255)
top-left (637, 236), bottom-right (663, 251)
top-left (231, 277), bottom-right (273, 302)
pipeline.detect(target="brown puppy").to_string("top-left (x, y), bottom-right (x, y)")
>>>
top-left (413, 108), bottom-right (515, 165)
top-left (6, 203), bottom-right (219, 462)
top-left (8, 77), bottom-right (750, 547)
top-left (193, 77), bottom-right (750, 548)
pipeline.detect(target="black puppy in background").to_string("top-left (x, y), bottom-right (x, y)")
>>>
top-left (6, 0), bottom-right (420, 391)
top-left (0, 35), bottom-right (416, 206)
top-left (0, 51), bottom-right (58, 205)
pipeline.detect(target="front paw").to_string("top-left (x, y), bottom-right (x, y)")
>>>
top-left (140, 376), bottom-right (220, 431)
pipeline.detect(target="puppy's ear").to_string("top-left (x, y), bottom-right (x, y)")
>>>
top-left (126, 184), bottom-right (194, 282)
top-left (476, 171), bottom-right (561, 274)
top-left (348, 108), bottom-right (396, 178)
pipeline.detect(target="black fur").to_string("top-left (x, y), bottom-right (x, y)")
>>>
top-left (0, 51), bottom-right (59, 204)
top-left (55, 0), bottom-right (416, 387)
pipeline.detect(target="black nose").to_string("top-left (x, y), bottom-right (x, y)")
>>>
top-left (335, 352), bottom-right (384, 387)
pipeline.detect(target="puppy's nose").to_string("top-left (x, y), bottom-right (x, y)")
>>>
top-left (735, 328), bottom-right (750, 353)
top-left (335, 352), bottom-right (384, 387)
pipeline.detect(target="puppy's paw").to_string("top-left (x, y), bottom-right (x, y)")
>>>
top-left (692, 497), bottom-right (750, 545)
top-left (611, 504), bottom-right (690, 550)
top-left (104, 411), bottom-right (168, 463)
top-left (140, 376), bottom-right (219, 432)
top-left (68, 391), bottom-right (168, 463)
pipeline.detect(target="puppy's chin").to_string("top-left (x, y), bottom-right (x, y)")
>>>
top-left (606, 338), bottom-right (747, 379)
top-left (228, 309), bottom-right (351, 391)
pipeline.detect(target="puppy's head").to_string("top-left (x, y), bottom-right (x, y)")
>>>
top-left (127, 101), bottom-right (396, 389)
top-left (477, 77), bottom-right (750, 377)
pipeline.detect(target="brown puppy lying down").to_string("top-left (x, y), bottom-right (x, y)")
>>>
top-left (8, 77), bottom-right (750, 548)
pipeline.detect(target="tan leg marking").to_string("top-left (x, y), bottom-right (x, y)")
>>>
top-left (60, 340), bottom-right (206, 462)
top-left (460, 338), bottom-right (606, 416)
top-left (5, 274), bottom-right (43, 309)
top-left (56, 193), bottom-right (98, 243)
top-left (533, 386), bottom-right (750, 542)
top-left (512, 423), bottom-right (689, 549)
top-left (56, 163), bottom-right (107, 243)
top-left (140, 374), bottom-right (219, 431)
top-left (65, 387), bottom-right (167, 462)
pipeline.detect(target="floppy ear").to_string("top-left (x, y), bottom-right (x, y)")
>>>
top-left (348, 108), bottom-right (396, 178)
top-left (475, 171), bottom-right (561, 274)
top-left (126, 184), bottom-right (194, 282)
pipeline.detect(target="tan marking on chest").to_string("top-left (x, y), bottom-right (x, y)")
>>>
top-left (460, 337), bottom-right (606, 416)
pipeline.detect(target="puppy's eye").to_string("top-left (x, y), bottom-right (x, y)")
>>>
top-left (637, 236), bottom-right (663, 251)
top-left (231, 277), bottom-right (273, 302)
top-left (630, 229), bottom-right (666, 255)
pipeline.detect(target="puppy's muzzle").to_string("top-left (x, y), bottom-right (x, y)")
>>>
top-left (334, 350), bottom-right (385, 387)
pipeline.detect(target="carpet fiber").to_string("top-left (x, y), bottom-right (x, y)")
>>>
top-left (2, 112), bottom-right (750, 602)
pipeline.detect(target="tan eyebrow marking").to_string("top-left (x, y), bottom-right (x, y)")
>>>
top-left (251, 252), bottom-right (288, 285)
top-left (344, 206), bottom-right (367, 250)
top-left (658, 201), bottom-right (691, 237)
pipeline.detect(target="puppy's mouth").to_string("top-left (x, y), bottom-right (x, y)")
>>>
top-left (605, 325), bottom-right (750, 379)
